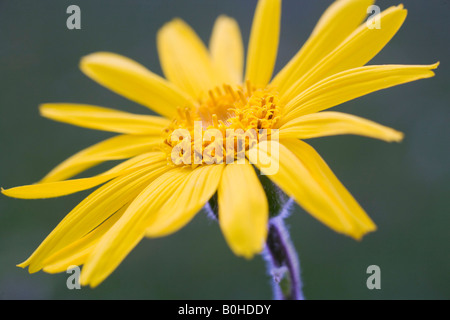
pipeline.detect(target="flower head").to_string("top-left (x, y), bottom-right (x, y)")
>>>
top-left (3, 0), bottom-right (438, 288)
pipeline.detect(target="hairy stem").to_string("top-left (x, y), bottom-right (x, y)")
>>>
top-left (263, 214), bottom-right (304, 300)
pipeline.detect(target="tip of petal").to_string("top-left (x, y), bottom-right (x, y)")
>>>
top-left (79, 272), bottom-right (102, 289)
top-left (233, 248), bottom-right (259, 260)
top-left (389, 4), bottom-right (407, 19)
top-left (227, 238), bottom-right (265, 260)
top-left (17, 260), bottom-right (41, 274)
top-left (429, 61), bottom-right (440, 71)
top-left (80, 51), bottom-right (114, 62)
top-left (38, 103), bottom-right (57, 119)
top-left (158, 18), bottom-right (185, 34)
top-left (79, 51), bottom-right (125, 76)
top-left (389, 130), bottom-right (404, 143)
top-left (420, 62), bottom-right (440, 79)
top-left (16, 261), bottom-right (28, 269)
top-left (1, 187), bottom-right (14, 198)
top-left (79, 51), bottom-right (106, 67)
top-left (431, 61), bottom-right (440, 68)
top-left (216, 14), bottom-right (233, 22)
top-left (349, 223), bottom-right (377, 241)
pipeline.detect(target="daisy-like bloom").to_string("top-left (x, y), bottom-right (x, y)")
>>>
top-left (3, 0), bottom-right (438, 288)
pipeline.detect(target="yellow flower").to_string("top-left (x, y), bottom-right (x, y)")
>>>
top-left (2, 0), bottom-right (438, 288)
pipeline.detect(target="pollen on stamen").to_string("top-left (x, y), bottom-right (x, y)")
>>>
top-left (212, 114), bottom-right (219, 128)
top-left (185, 108), bottom-right (194, 126)
top-left (208, 90), bottom-right (217, 105)
top-left (163, 82), bottom-right (282, 166)
top-left (237, 90), bottom-right (247, 104)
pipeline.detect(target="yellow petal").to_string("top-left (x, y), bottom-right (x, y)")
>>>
top-left (42, 205), bottom-right (127, 273)
top-left (40, 103), bottom-right (170, 135)
top-left (248, 140), bottom-right (375, 240)
top-left (80, 52), bottom-right (193, 119)
top-left (280, 63), bottom-right (439, 125)
top-left (17, 160), bottom-right (169, 273)
top-left (2, 152), bottom-right (166, 199)
top-left (39, 134), bottom-right (163, 183)
top-left (157, 19), bottom-right (219, 100)
top-left (209, 15), bottom-right (244, 85)
top-left (281, 5), bottom-right (408, 103)
top-left (245, 0), bottom-right (281, 88)
top-left (283, 139), bottom-right (376, 239)
top-left (271, 0), bottom-right (374, 93)
top-left (218, 163), bottom-right (268, 259)
top-left (145, 164), bottom-right (224, 237)
top-left (2, 171), bottom-right (123, 199)
top-left (80, 167), bottom-right (190, 287)
top-left (280, 111), bottom-right (404, 142)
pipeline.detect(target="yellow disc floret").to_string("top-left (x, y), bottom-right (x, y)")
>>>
top-left (164, 82), bottom-right (281, 166)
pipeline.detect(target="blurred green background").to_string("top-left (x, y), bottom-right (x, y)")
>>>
top-left (1, 0), bottom-right (449, 299)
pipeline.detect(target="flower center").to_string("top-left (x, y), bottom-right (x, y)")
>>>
top-left (163, 82), bottom-right (281, 166)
